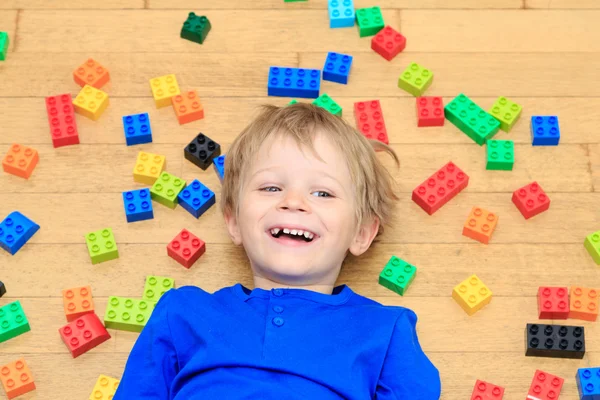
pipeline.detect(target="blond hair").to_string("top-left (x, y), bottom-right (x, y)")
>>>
top-left (220, 103), bottom-right (400, 238)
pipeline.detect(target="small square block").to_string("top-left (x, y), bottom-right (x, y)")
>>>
top-left (462, 207), bottom-right (498, 245)
top-left (104, 297), bottom-right (156, 332)
top-left (577, 367), bottom-right (600, 400)
top-left (470, 380), bottom-right (504, 400)
top-left (411, 161), bottom-right (469, 215)
top-left (84, 228), bottom-right (119, 265)
top-left (323, 52), bottom-right (353, 84)
top-left (445, 94), bottom-right (500, 146)
top-left (213, 155), bottom-right (225, 183)
top-left (133, 151), bottom-right (166, 185)
top-left (312, 93), bottom-right (342, 116)
top-left (511, 181), bottom-right (550, 219)
top-left (328, 0), bottom-right (355, 28)
top-left (143, 276), bottom-right (175, 302)
top-left (45, 94), bottom-right (80, 148)
top-left (167, 229), bottom-right (206, 269)
top-left (489, 96), bottom-right (522, 132)
top-left (486, 140), bottom-right (514, 171)
top-left (73, 85), bottom-right (109, 121)
top-left (59, 313), bottom-right (111, 358)
top-left (585, 230), bottom-right (600, 265)
top-left (2, 144), bottom-right (39, 180)
top-left (122, 113), bottom-right (152, 146)
top-left (0, 358), bottom-right (36, 399)
top-left (0, 32), bottom-right (8, 61)
top-left (178, 179), bottom-right (216, 218)
top-left (172, 91), bottom-right (204, 125)
top-left (353, 100), bottom-right (389, 145)
top-left (73, 58), bottom-right (110, 89)
top-left (452, 275), bottom-right (492, 316)
top-left (531, 116), bottom-right (560, 146)
top-left (89, 375), bottom-right (119, 400)
top-left (525, 323), bottom-right (585, 359)
top-left (62, 285), bottom-right (95, 322)
top-left (181, 12), bottom-right (211, 44)
top-left (0, 301), bottom-right (30, 344)
top-left (527, 370), bottom-right (563, 400)
top-left (537, 287), bottom-right (569, 320)
top-left (570, 287), bottom-right (599, 322)
top-left (416, 96), bottom-right (444, 127)
top-left (267, 67), bottom-right (321, 98)
top-left (122, 188), bottom-right (154, 223)
top-left (398, 63), bottom-right (433, 97)
top-left (0, 211), bottom-right (40, 255)
top-left (150, 172), bottom-right (186, 209)
top-left (149, 74), bottom-right (181, 108)
top-left (355, 7), bottom-right (384, 37)
top-left (378, 256), bottom-right (416, 296)
top-left (371, 25), bottom-right (406, 61)
top-left (184, 133), bottom-right (221, 170)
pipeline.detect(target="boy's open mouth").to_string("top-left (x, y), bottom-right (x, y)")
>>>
top-left (268, 227), bottom-right (317, 243)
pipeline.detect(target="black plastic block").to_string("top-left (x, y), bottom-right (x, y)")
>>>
top-left (184, 133), bottom-right (221, 170)
top-left (525, 323), bottom-right (585, 359)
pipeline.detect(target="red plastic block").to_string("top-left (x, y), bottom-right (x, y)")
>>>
top-left (470, 379), bottom-right (504, 399)
top-left (167, 229), bottom-right (206, 269)
top-left (416, 96), bottom-right (444, 127)
top-left (537, 286), bottom-right (569, 319)
top-left (353, 100), bottom-right (389, 146)
top-left (2, 144), bottom-right (39, 179)
top-left (527, 370), bottom-right (563, 400)
top-left (45, 94), bottom-right (80, 148)
top-left (371, 25), bottom-right (406, 61)
top-left (412, 161), bottom-right (469, 215)
top-left (512, 181), bottom-right (550, 219)
top-left (0, 358), bottom-right (36, 399)
top-left (73, 58), bottom-right (110, 89)
top-left (58, 313), bottom-right (110, 358)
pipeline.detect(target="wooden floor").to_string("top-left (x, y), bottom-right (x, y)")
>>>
top-left (1, 0), bottom-right (600, 398)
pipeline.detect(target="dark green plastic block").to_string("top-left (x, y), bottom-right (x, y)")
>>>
top-left (181, 13), bottom-right (212, 44)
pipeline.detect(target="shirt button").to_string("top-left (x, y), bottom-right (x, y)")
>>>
top-left (273, 306), bottom-right (284, 313)
top-left (273, 289), bottom-right (283, 297)
top-left (272, 317), bottom-right (284, 327)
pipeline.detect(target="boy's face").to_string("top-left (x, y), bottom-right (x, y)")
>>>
top-left (224, 131), bottom-right (378, 286)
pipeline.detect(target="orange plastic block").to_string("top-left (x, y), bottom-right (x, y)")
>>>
top-left (172, 91), bottom-right (204, 125)
top-left (2, 144), bottom-right (39, 180)
top-left (0, 358), bottom-right (36, 399)
top-left (73, 58), bottom-right (110, 89)
top-left (570, 286), bottom-right (599, 321)
top-left (462, 207), bottom-right (498, 245)
top-left (62, 286), bottom-right (95, 322)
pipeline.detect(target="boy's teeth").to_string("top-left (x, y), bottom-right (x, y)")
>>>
top-left (304, 231), bottom-right (313, 239)
top-left (271, 228), bottom-right (280, 235)
top-left (283, 228), bottom-right (290, 234)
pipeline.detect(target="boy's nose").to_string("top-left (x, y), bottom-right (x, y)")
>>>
top-left (278, 190), bottom-right (309, 213)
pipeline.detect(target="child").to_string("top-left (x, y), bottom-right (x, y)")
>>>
top-left (114, 103), bottom-right (441, 399)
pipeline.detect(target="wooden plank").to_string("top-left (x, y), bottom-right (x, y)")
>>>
top-left (527, 0), bottom-right (600, 9)
top-left (0, 10), bottom-right (17, 53)
top-left (0, 0), bottom-right (143, 9)
top-left (590, 144), bottom-right (600, 192)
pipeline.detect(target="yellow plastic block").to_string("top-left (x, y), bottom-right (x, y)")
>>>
top-left (73, 85), bottom-right (109, 121)
top-left (149, 74), bottom-right (181, 108)
top-left (133, 151), bottom-right (166, 185)
top-left (88, 374), bottom-right (119, 400)
top-left (452, 274), bottom-right (492, 316)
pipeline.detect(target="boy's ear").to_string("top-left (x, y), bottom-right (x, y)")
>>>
top-left (223, 209), bottom-right (243, 246)
top-left (348, 216), bottom-right (380, 257)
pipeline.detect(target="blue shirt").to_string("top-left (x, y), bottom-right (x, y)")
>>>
top-left (114, 284), bottom-right (441, 400)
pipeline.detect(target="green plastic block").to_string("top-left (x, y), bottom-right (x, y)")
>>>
top-left (489, 96), bottom-right (522, 132)
top-left (0, 32), bottom-right (8, 61)
top-left (288, 99), bottom-right (298, 105)
top-left (486, 140), bottom-right (514, 171)
top-left (85, 228), bottom-right (119, 265)
top-left (104, 296), bottom-right (156, 332)
top-left (180, 12), bottom-right (211, 44)
top-left (444, 93), bottom-right (500, 146)
top-left (150, 172), bottom-right (186, 209)
top-left (0, 301), bottom-right (30, 343)
top-left (355, 7), bottom-right (384, 37)
top-left (378, 256), bottom-right (417, 296)
top-left (398, 62), bottom-right (433, 97)
top-left (143, 276), bottom-right (175, 302)
top-left (585, 231), bottom-right (600, 265)
top-left (312, 93), bottom-right (342, 116)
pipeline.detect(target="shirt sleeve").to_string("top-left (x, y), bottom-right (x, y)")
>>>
top-left (113, 290), bottom-right (179, 399)
top-left (375, 309), bottom-right (441, 400)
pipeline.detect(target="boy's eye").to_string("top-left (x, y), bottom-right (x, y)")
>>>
top-left (261, 186), bottom-right (280, 192)
top-left (312, 191), bottom-right (332, 198)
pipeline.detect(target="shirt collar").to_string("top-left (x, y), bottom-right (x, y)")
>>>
top-left (232, 283), bottom-right (353, 306)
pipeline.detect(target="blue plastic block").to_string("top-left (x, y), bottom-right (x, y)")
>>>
top-left (323, 52), bottom-right (353, 84)
top-left (123, 113), bottom-right (152, 146)
top-left (577, 367), bottom-right (600, 400)
top-left (0, 211), bottom-right (40, 255)
top-left (328, 0), bottom-right (355, 28)
top-left (531, 116), bottom-right (560, 146)
top-left (122, 188), bottom-right (154, 223)
top-left (177, 179), bottom-right (216, 219)
top-left (213, 154), bottom-right (225, 183)
top-left (267, 67), bottom-right (320, 99)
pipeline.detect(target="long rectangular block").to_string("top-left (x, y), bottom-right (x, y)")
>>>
top-left (525, 323), bottom-right (585, 359)
top-left (45, 94), bottom-right (80, 148)
top-left (445, 93), bottom-right (500, 145)
top-left (354, 100), bottom-right (389, 145)
top-left (267, 67), bottom-right (320, 98)
top-left (0, 211), bottom-right (40, 255)
top-left (104, 297), bottom-right (156, 332)
top-left (411, 161), bottom-right (469, 215)
top-left (0, 301), bottom-right (31, 344)
top-left (0, 32), bottom-right (8, 61)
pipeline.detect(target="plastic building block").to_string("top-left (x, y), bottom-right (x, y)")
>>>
top-left (353, 100), bottom-right (389, 145)
top-left (355, 7), bottom-right (384, 37)
top-left (213, 154), bottom-right (225, 183)
top-left (143, 276), bottom-right (175, 302)
top-left (2, 144), bottom-right (39, 180)
top-left (150, 172), bottom-right (186, 209)
top-left (398, 63), bottom-right (433, 97)
top-left (133, 151), bottom-right (166, 185)
top-left (178, 179), bottom-right (216, 218)
top-left (73, 85), bottom-right (109, 121)
top-left (167, 229), bottom-right (206, 269)
top-left (489, 96), bottom-right (522, 132)
top-left (122, 113), bottom-right (152, 146)
top-left (104, 297), bottom-right (156, 333)
top-left (288, 99), bottom-right (298, 105)
top-left (73, 58), bottom-right (110, 89)
top-left (577, 367), bottom-right (600, 400)
top-left (45, 94), bottom-right (80, 148)
top-left (411, 161), bottom-right (469, 215)
top-left (512, 181), bottom-right (550, 220)
top-left (416, 97), bottom-right (444, 127)
top-left (0, 301), bottom-right (30, 344)
top-left (0, 32), bottom-right (8, 61)
top-left (486, 140), bottom-right (514, 171)
top-left (531, 116), bottom-right (560, 146)
top-left (585, 230), bottom-right (600, 265)
top-left (0, 358), bottom-right (35, 399)
top-left (328, 0), bottom-right (354, 28)
top-left (537, 287), bottom-right (569, 320)
top-left (181, 13), bottom-right (211, 44)
top-left (0, 282), bottom-right (5, 298)
top-left (378, 256), bottom-right (416, 296)
top-left (172, 91), bottom-right (204, 125)
top-left (89, 375), bottom-right (119, 400)
top-left (149, 74), bottom-right (181, 108)
top-left (184, 133), bottom-right (221, 170)
top-left (62, 285), bottom-right (94, 322)
top-left (0, 211), bottom-right (40, 255)
top-left (122, 188), bottom-right (154, 223)
top-left (445, 94), bottom-right (500, 146)
top-left (268, 67), bottom-right (321, 98)
top-left (59, 313), bottom-right (111, 358)
top-left (371, 26), bottom-right (406, 61)
top-left (312, 93), bottom-right (342, 116)
top-left (470, 380), bottom-right (504, 400)
top-left (462, 207), bottom-right (498, 245)
top-left (452, 275), bottom-right (492, 316)
top-left (84, 228), bottom-right (119, 265)
top-left (322, 52), bottom-right (353, 84)
top-left (525, 323), bottom-right (585, 359)
top-left (570, 287), bottom-right (599, 322)
top-left (527, 370), bottom-right (563, 400)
